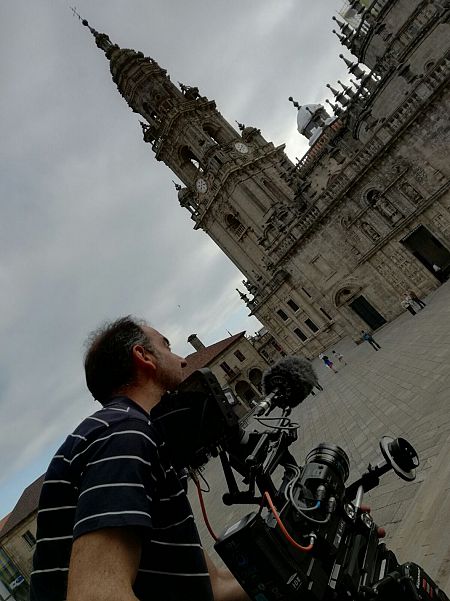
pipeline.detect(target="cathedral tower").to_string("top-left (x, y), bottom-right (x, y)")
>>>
top-left (80, 19), bottom-right (339, 357)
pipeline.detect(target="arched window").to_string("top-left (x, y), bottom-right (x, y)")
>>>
top-left (226, 214), bottom-right (245, 238)
top-left (235, 380), bottom-right (257, 403)
top-left (365, 189), bottom-right (381, 207)
top-left (203, 123), bottom-right (233, 145)
top-left (179, 146), bottom-right (203, 179)
top-left (248, 368), bottom-right (263, 391)
top-left (203, 125), bottom-right (221, 145)
top-left (142, 103), bottom-right (161, 124)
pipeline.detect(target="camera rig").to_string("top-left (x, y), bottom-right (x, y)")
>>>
top-left (151, 367), bottom-right (449, 601)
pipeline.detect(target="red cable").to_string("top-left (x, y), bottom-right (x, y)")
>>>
top-left (194, 478), bottom-right (219, 542)
top-left (195, 480), bottom-right (313, 552)
top-left (263, 491), bottom-right (314, 552)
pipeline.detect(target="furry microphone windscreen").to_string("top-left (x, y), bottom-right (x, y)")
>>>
top-left (262, 356), bottom-right (319, 407)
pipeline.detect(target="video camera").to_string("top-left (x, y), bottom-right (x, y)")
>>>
top-left (151, 359), bottom-right (449, 601)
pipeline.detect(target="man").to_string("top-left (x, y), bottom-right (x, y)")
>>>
top-left (401, 293), bottom-right (417, 316)
top-left (361, 330), bottom-right (381, 351)
top-left (30, 316), bottom-right (248, 601)
top-left (408, 289), bottom-right (426, 310)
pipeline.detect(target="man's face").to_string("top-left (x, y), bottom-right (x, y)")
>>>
top-left (143, 327), bottom-right (187, 391)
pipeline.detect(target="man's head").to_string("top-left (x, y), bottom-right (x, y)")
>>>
top-left (84, 316), bottom-right (186, 405)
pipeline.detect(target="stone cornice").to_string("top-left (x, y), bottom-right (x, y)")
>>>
top-left (193, 144), bottom-right (286, 229)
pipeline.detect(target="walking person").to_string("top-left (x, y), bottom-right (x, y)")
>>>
top-left (332, 350), bottom-right (347, 366)
top-left (401, 293), bottom-right (417, 316)
top-left (409, 289), bottom-right (426, 309)
top-left (361, 330), bottom-right (381, 351)
top-left (319, 352), bottom-right (338, 373)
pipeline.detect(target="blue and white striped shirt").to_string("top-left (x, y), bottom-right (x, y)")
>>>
top-left (30, 397), bottom-right (213, 601)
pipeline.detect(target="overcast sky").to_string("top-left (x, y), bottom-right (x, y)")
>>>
top-left (0, 0), bottom-right (352, 517)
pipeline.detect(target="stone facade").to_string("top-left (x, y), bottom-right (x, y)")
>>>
top-left (83, 0), bottom-right (450, 356)
top-left (184, 332), bottom-right (271, 411)
top-left (0, 515), bottom-right (36, 586)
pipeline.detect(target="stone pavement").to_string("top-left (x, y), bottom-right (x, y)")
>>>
top-left (188, 281), bottom-right (450, 592)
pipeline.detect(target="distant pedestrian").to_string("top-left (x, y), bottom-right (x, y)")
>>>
top-left (332, 350), bottom-right (347, 366)
top-left (361, 330), bottom-right (381, 351)
top-left (319, 353), bottom-right (338, 373)
top-left (432, 263), bottom-right (441, 273)
top-left (409, 289), bottom-right (426, 309)
top-left (401, 293), bottom-right (416, 316)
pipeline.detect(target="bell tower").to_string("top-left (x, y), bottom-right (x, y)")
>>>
top-left (80, 20), bottom-right (309, 283)
top-left (80, 18), bottom-right (342, 358)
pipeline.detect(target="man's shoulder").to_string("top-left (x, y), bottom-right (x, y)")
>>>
top-left (57, 398), bottom-right (161, 463)
top-left (76, 398), bottom-right (152, 434)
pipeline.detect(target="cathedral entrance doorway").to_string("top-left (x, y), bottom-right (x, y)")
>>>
top-left (401, 225), bottom-right (450, 282)
top-left (349, 295), bottom-right (386, 330)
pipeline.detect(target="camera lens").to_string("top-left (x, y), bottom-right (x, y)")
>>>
top-left (305, 443), bottom-right (350, 482)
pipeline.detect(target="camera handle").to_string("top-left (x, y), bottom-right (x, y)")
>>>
top-left (221, 408), bottom-right (298, 506)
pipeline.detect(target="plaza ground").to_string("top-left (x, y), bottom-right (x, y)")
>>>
top-left (189, 280), bottom-right (450, 592)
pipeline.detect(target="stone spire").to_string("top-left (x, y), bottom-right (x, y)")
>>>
top-left (339, 54), bottom-right (365, 79)
top-left (81, 18), bottom-right (115, 55)
top-left (332, 29), bottom-right (353, 50)
top-left (77, 14), bottom-right (186, 137)
top-left (332, 16), bottom-right (353, 38)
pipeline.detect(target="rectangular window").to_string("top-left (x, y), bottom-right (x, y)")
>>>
top-left (320, 307), bottom-right (333, 321)
top-left (219, 361), bottom-right (233, 375)
top-left (287, 299), bottom-right (300, 312)
top-left (22, 530), bottom-right (36, 548)
top-left (294, 327), bottom-right (308, 342)
top-left (302, 287), bottom-right (312, 298)
top-left (233, 350), bottom-right (246, 362)
top-left (305, 318), bottom-right (319, 333)
top-left (277, 309), bottom-right (289, 321)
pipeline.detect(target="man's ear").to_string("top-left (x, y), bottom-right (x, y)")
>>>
top-left (132, 345), bottom-right (157, 372)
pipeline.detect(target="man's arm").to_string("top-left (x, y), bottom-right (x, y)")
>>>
top-left (205, 552), bottom-right (250, 601)
top-left (67, 528), bottom-right (141, 601)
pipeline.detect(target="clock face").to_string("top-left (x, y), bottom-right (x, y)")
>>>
top-left (235, 142), bottom-right (249, 154)
top-left (196, 178), bottom-right (208, 193)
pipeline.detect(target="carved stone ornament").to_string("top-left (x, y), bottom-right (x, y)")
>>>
top-left (341, 214), bottom-right (352, 229)
top-left (399, 181), bottom-right (423, 204)
top-left (242, 126), bottom-right (261, 143)
top-left (333, 283), bottom-right (362, 308)
top-left (377, 198), bottom-right (402, 223)
top-left (361, 221), bottom-right (381, 241)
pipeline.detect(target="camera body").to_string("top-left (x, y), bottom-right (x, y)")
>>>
top-left (214, 443), bottom-right (389, 600)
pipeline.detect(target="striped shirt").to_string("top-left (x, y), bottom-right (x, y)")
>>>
top-left (30, 397), bottom-right (213, 601)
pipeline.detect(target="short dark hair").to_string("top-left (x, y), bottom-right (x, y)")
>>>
top-left (84, 316), bottom-right (154, 404)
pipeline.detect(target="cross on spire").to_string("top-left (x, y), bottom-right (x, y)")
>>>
top-left (69, 6), bottom-right (82, 21)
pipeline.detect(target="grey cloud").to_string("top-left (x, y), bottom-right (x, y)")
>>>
top-left (0, 0), bottom-right (349, 513)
